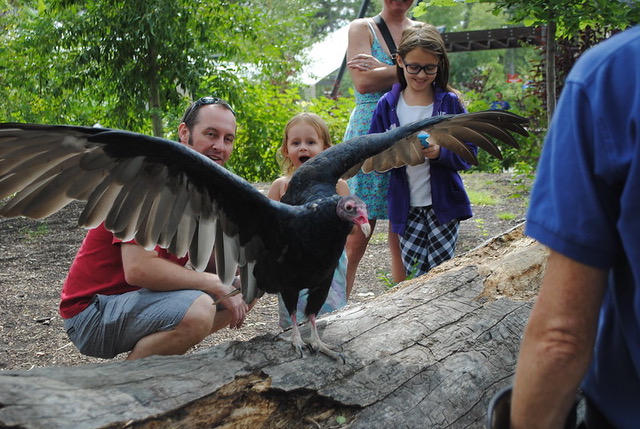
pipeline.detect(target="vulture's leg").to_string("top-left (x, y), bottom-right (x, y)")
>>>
top-left (274, 292), bottom-right (307, 357)
top-left (307, 314), bottom-right (345, 363)
top-left (287, 313), bottom-right (306, 358)
top-left (275, 313), bottom-right (305, 358)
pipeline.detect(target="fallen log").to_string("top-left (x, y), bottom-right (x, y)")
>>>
top-left (0, 222), bottom-right (547, 429)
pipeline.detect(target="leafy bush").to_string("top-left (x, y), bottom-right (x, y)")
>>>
top-left (464, 86), bottom-right (546, 174)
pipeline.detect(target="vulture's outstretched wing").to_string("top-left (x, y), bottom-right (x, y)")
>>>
top-left (0, 123), bottom-right (293, 302)
top-left (286, 110), bottom-right (528, 200)
top-left (358, 111), bottom-right (528, 176)
top-left (1, 111), bottom-right (528, 308)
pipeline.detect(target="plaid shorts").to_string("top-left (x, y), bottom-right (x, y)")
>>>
top-left (399, 206), bottom-right (459, 277)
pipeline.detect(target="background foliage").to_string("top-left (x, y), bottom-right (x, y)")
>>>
top-left (1, 0), bottom-right (638, 182)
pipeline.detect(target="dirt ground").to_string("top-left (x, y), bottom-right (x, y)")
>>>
top-left (0, 172), bottom-right (529, 372)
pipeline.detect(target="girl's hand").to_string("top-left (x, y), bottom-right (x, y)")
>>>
top-left (423, 144), bottom-right (440, 160)
top-left (347, 53), bottom-right (385, 71)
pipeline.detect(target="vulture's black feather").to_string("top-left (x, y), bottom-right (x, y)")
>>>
top-left (0, 111), bottom-right (528, 360)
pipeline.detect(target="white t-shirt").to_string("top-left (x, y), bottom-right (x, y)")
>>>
top-left (397, 93), bottom-right (434, 207)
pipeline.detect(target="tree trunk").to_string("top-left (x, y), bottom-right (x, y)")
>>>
top-left (148, 41), bottom-right (164, 138)
top-left (0, 223), bottom-right (546, 429)
top-left (545, 21), bottom-right (557, 122)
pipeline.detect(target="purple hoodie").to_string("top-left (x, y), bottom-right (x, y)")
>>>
top-left (369, 83), bottom-right (475, 235)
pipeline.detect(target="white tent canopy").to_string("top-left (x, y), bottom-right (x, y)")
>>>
top-left (298, 24), bottom-right (350, 86)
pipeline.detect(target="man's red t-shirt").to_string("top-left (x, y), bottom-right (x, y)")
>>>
top-left (59, 223), bottom-right (188, 319)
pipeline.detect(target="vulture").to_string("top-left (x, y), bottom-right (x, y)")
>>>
top-left (0, 111), bottom-right (528, 361)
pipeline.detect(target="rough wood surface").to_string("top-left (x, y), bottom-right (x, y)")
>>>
top-left (0, 223), bottom-right (546, 429)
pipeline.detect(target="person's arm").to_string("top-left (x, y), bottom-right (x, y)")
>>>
top-left (336, 178), bottom-right (350, 197)
top-left (511, 250), bottom-right (608, 428)
top-left (367, 97), bottom-right (389, 135)
top-left (121, 243), bottom-right (248, 328)
top-left (337, 178), bottom-right (358, 234)
top-left (346, 18), bottom-right (398, 94)
top-left (267, 177), bottom-right (287, 201)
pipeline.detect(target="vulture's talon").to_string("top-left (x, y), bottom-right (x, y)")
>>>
top-left (302, 314), bottom-right (347, 361)
top-left (277, 322), bottom-right (307, 358)
top-left (315, 344), bottom-right (346, 362)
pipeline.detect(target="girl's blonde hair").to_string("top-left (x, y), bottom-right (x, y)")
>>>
top-left (278, 112), bottom-right (333, 175)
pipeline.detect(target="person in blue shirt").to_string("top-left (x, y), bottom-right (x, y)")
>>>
top-left (490, 92), bottom-right (511, 110)
top-left (369, 23), bottom-right (476, 281)
top-left (510, 25), bottom-right (640, 429)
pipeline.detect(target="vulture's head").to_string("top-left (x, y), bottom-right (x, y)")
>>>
top-left (336, 195), bottom-right (370, 237)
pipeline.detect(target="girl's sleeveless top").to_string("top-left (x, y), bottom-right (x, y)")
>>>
top-left (343, 20), bottom-right (395, 220)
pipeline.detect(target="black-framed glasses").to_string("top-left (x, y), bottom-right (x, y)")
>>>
top-left (181, 96), bottom-right (236, 124)
top-left (401, 61), bottom-right (439, 75)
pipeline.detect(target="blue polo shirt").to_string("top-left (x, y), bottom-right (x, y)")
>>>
top-left (525, 26), bottom-right (640, 428)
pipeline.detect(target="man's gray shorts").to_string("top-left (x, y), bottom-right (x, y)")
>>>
top-left (63, 289), bottom-right (205, 359)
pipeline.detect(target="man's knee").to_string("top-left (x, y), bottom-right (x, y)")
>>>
top-left (176, 294), bottom-right (216, 340)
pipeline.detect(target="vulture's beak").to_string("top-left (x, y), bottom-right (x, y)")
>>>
top-left (360, 222), bottom-right (371, 238)
top-left (355, 210), bottom-right (371, 237)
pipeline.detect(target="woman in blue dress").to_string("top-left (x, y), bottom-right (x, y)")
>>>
top-left (343, 0), bottom-right (417, 296)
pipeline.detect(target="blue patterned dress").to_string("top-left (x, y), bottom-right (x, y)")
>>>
top-left (343, 21), bottom-right (395, 220)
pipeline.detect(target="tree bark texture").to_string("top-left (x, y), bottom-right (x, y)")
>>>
top-left (0, 223), bottom-right (546, 429)
top-left (545, 21), bottom-right (558, 122)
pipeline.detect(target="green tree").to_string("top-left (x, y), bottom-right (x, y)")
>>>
top-left (413, 1), bottom-right (537, 91)
top-left (1, 0), bottom-right (318, 137)
top-left (312, 0), bottom-right (367, 33)
top-left (479, 0), bottom-right (639, 119)
top-left (411, 0), bottom-right (639, 174)
top-left (1, 1), bottom-right (108, 124)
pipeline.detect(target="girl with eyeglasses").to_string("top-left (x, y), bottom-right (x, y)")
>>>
top-left (369, 23), bottom-right (477, 281)
top-left (342, 0), bottom-right (418, 297)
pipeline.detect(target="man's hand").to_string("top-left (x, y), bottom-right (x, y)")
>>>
top-left (220, 288), bottom-right (248, 329)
